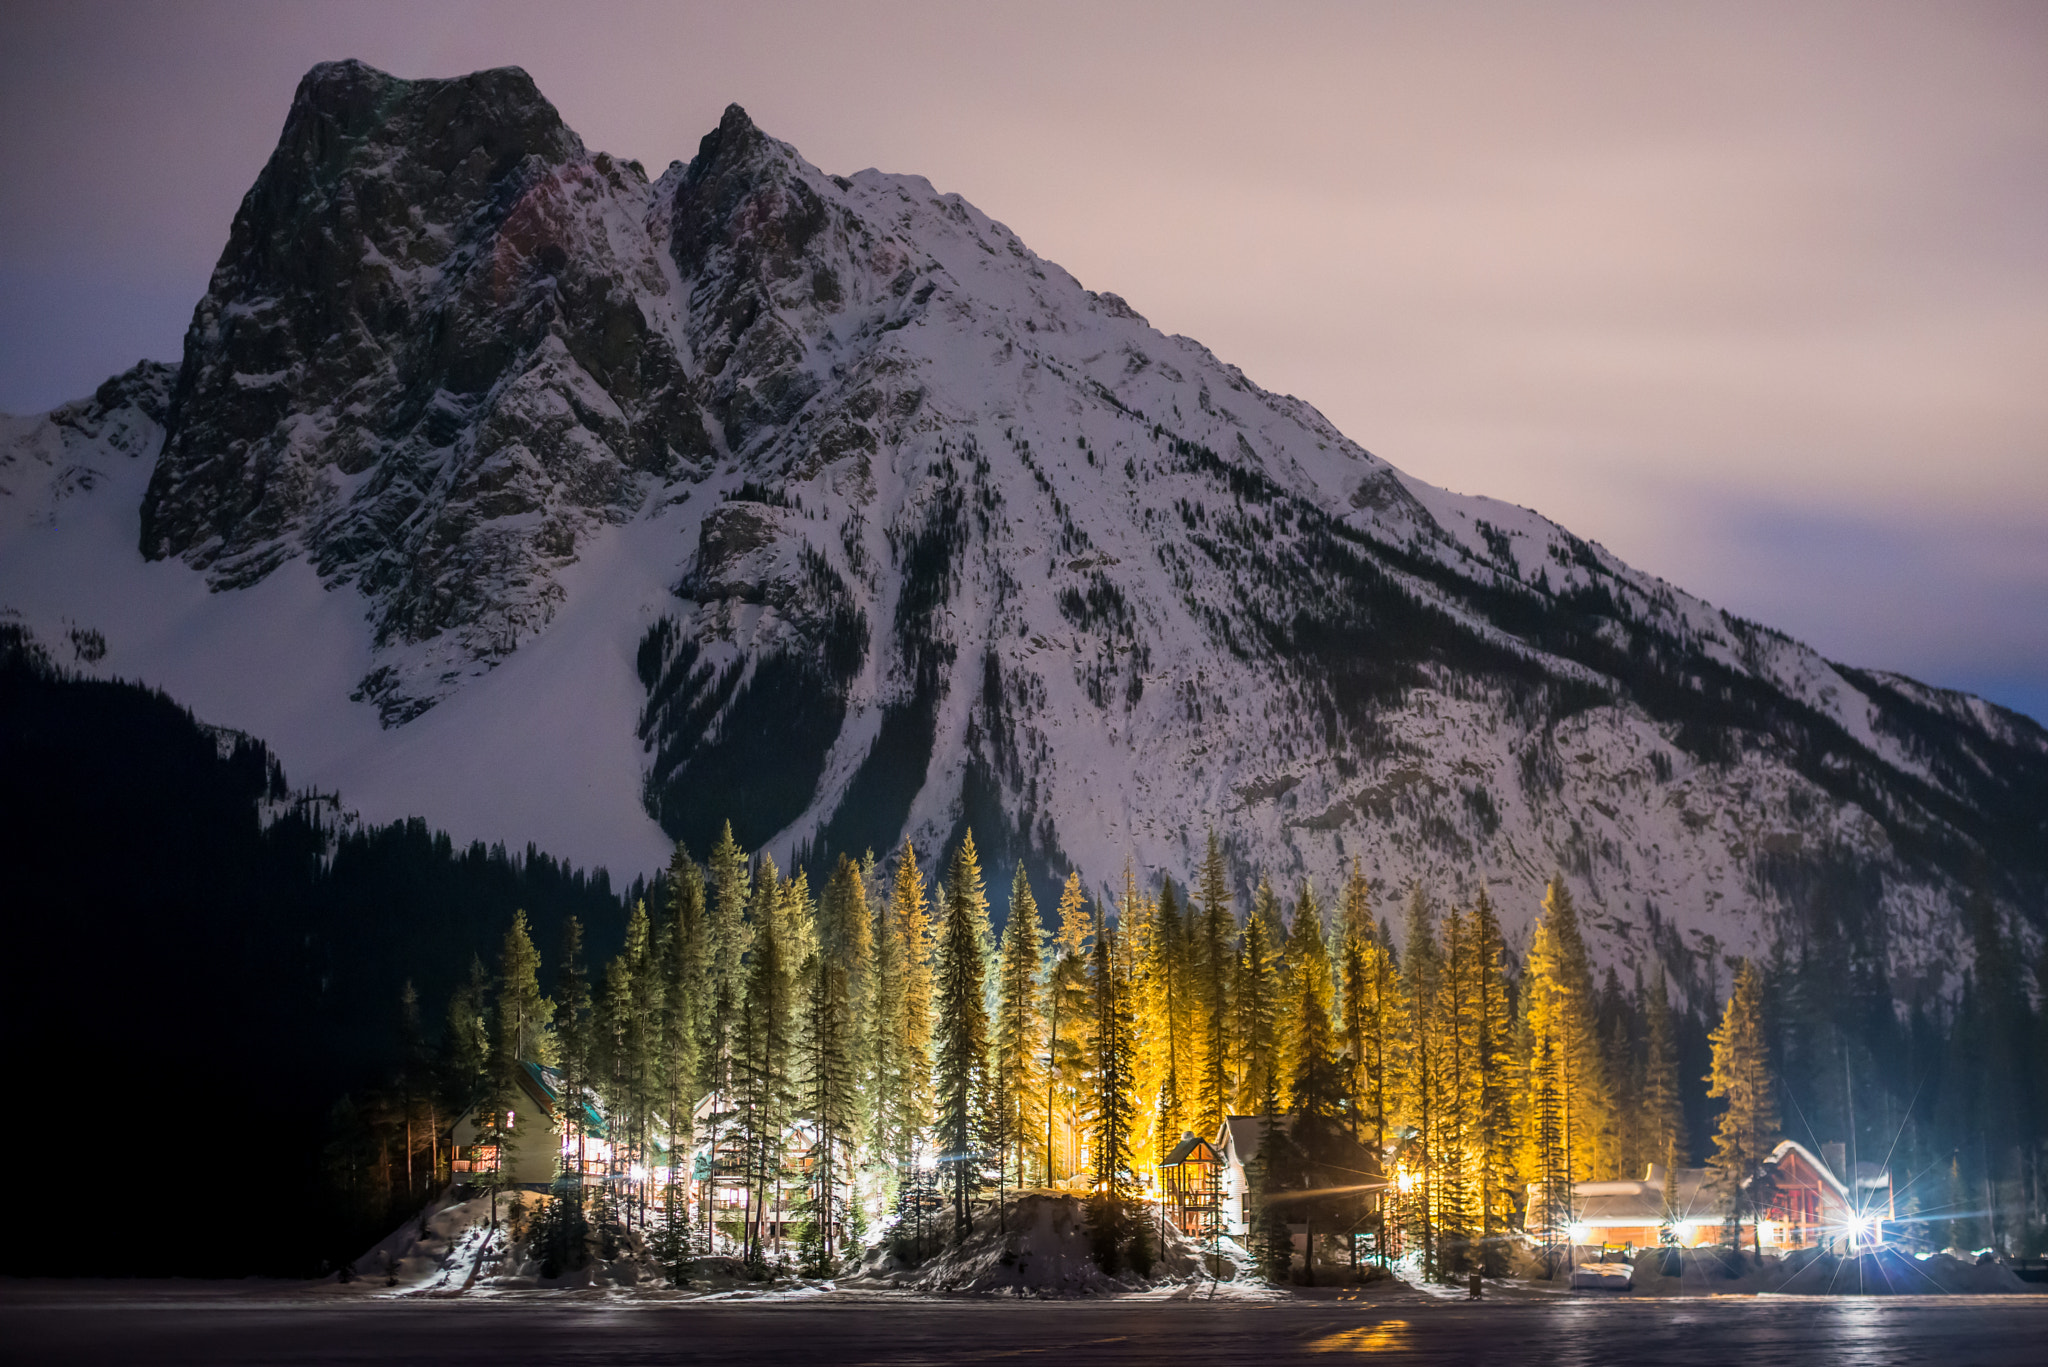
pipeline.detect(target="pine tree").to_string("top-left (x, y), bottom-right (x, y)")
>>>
top-left (657, 846), bottom-right (707, 1230)
top-left (443, 953), bottom-right (492, 1162)
top-left (1434, 903), bottom-right (1477, 1272)
top-left (1089, 915), bottom-right (1142, 1273)
top-left (1642, 967), bottom-right (1684, 1207)
top-left (554, 918), bottom-right (593, 1163)
top-left (489, 909), bottom-right (555, 1195)
top-left (1466, 887), bottom-right (1519, 1273)
top-left (798, 854), bottom-right (864, 1272)
top-left (1234, 884), bottom-right (1284, 1113)
top-left (396, 979), bottom-right (429, 1204)
top-left (1279, 879), bottom-right (1334, 1109)
top-left (1519, 876), bottom-right (1611, 1187)
top-left (932, 832), bottom-right (994, 1241)
top-left (1287, 915), bottom-right (1350, 1284)
top-left (701, 823), bottom-right (752, 1239)
top-left (596, 902), bottom-right (661, 1228)
top-left (1397, 883), bottom-right (1444, 1278)
top-left (1707, 958), bottom-right (1779, 1257)
top-left (1137, 878), bottom-right (1191, 1171)
top-left (880, 843), bottom-right (934, 1170)
top-left (735, 863), bottom-right (793, 1267)
top-left (1194, 832), bottom-right (1235, 1136)
top-left (1248, 1071), bottom-right (1304, 1285)
top-left (1045, 870), bottom-right (1094, 1183)
top-left (994, 865), bottom-right (1045, 1194)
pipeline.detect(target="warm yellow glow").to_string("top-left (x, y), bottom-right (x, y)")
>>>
top-left (1394, 1169), bottom-right (1416, 1194)
top-left (1308, 1322), bottom-right (1409, 1353)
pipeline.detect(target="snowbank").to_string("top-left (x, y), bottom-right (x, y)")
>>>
top-left (850, 1192), bottom-right (1225, 1296)
top-left (346, 1190), bottom-right (665, 1295)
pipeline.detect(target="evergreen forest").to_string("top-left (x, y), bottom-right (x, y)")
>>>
top-left (5, 626), bottom-right (2043, 1281)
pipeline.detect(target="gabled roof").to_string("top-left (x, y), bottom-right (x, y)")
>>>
top-left (519, 1060), bottom-right (608, 1138)
top-left (1216, 1114), bottom-right (1295, 1168)
top-left (1766, 1140), bottom-right (1851, 1200)
top-left (1162, 1133), bottom-right (1221, 1166)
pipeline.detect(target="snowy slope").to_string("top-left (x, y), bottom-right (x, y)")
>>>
top-left (3, 62), bottom-right (2043, 998)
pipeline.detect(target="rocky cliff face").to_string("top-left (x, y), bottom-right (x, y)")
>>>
top-left (9, 62), bottom-right (2046, 999)
top-left (140, 61), bottom-right (711, 719)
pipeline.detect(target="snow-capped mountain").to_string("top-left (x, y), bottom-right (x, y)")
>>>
top-left (4, 61), bottom-right (2043, 1002)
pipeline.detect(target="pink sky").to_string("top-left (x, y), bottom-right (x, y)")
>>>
top-left (2, 0), bottom-right (2044, 719)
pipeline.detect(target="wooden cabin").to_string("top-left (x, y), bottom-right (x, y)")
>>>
top-left (450, 1060), bottom-right (611, 1189)
top-left (1531, 1140), bottom-right (1879, 1253)
top-left (1159, 1132), bottom-right (1224, 1237)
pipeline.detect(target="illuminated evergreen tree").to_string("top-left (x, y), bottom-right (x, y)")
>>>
top-left (1642, 967), bottom-right (1684, 1217)
top-left (1045, 871), bottom-right (1094, 1182)
top-left (734, 862), bottom-right (792, 1266)
top-left (486, 909), bottom-right (555, 1206)
top-left (1707, 958), bottom-right (1779, 1256)
top-left (1234, 882), bottom-right (1284, 1113)
top-left (1278, 879), bottom-right (1334, 1109)
top-left (1089, 915), bottom-right (1143, 1273)
top-left (878, 843), bottom-right (934, 1169)
top-left (1519, 876), bottom-right (1611, 1186)
top-left (1287, 916), bottom-right (1352, 1283)
top-left (545, 916), bottom-right (594, 1271)
top-left (797, 855), bottom-right (865, 1272)
top-left (597, 902), bottom-right (661, 1226)
top-left (1137, 877), bottom-right (1192, 1168)
top-left (1396, 882), bottom-right (1448, 1278)
top-left (994, 865), bottom-right (1045, 1191)
top-left (932, 833), bottom-right (993, 1240)
top-left (1194, 832), bottom-right (1235, 1135)
top-left (1466, 887), bottom-right (1519, 1272)
top-left (700, 822), bottom-right (752, 1239)
top-left (657, 846), bottom-right (706, 1226)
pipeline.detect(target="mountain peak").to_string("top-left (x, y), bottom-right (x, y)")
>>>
top-left (15, 61), bottom-right (2039, 996)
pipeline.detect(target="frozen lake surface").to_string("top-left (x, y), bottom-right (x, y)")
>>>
top-left (5, 1283), bottom-right (2047, 1365)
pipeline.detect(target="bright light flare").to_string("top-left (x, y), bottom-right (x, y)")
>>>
top-left (628, 1163), bottom-right (648, 1183)
top-left (1567, 1222), bottom-right (1590, 1244)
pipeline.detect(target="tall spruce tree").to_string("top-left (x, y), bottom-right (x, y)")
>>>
top-left (882, 843), bottom-right (934, 1170)
top-left (1195, 832), bottom-right (1236, 1135)
top-left (1046, 870), bottom-right (1094, 1182)
top-left (1642, 967), bottom-right (1684, 1200)
top-left (1279, 879), bottom-right (1335, 1109)
top-left (1397, 883), bottom-right (1445, 1278)
top-left (735, 864), bottom-right (792, 1266)
top-left (798, 855), bottom-right (865, 1272)
top-left (489, 909), bottom-right (555, 1197)
top-left (1234, 884), bottom-right (1284, 1113)
top-left (1466, 887), bottom-right (1519, 1273)
top-left (994, 865), bottom-right (1045, 1193)
top-left (1287, 919), bottom-right (1351, 1284)
top-left (1089, 915), bottom-right (1142, 1273)
top-left (932, 833), bottom-right (994, 1240)
top-left (1707, 958), bottom-right (1779, 1257)
top-left (1520, 876), bottom-right (1611, 1186)
top-left (657, 847), bottom-right (707, 1222)
top-left (1139, 878), bottom-right (1191, 1167)
top-left (702, 823), bottom-right (753, 1235)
